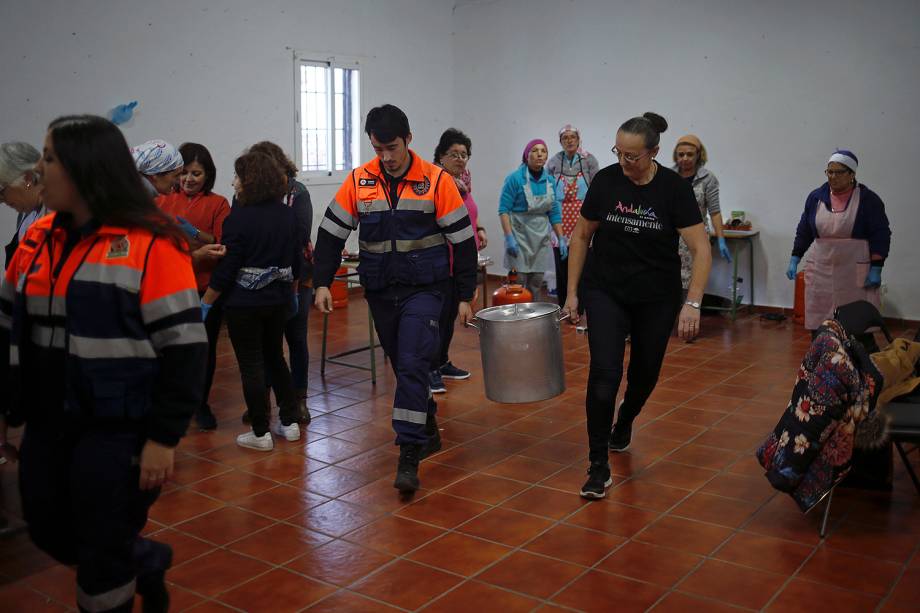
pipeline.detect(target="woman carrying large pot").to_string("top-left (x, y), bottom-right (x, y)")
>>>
top-left (499, 139), bottom-right (564, 300)
top-left (563, 112), bottom-right (712, 500)
top-left (787, 150), bottom-right (890, 337)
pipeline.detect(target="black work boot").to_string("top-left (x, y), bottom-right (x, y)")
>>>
top-left (136, 542), bottom-right (172, 613)
top-left (421, 414), bottom-right (442, 459)
top-left (393, 444), bottom-right (423, 493)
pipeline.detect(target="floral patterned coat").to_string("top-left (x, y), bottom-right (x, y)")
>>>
top-left (756, 320), bottom-right (881, 512)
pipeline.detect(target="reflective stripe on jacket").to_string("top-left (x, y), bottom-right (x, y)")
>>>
top-left (314, 151), bottom-right (476, 294)
top-left (0, 213), bottom-right (207, 445)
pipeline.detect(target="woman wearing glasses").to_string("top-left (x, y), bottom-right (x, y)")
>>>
top-left (428, 128), bottom-right (485, 392)
top-left (0, 142), bottom-right (44, 269)
top-left (786, 150), bottom-right (890, 333)
top-left (499, 139), bottom-right (564, 300)
top-left (672, 134), bottom-right (732, 300)
top-left (547, 125), bottom-right (599, 311)
top-left (563, 112), bottom-right (712, 499)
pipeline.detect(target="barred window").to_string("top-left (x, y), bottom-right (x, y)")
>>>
top-left (295, 58), bottom-right (361, 177)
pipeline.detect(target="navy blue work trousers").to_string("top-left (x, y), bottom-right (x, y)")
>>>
top-left (365, 288), bottom-right (443, 445)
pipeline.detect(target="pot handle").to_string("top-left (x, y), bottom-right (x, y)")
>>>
top-left (557, 311), bottom-right (571, 322)
top-left (465, 318), bottom-right (480, 331)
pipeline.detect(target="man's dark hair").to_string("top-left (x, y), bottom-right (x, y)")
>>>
top-left (364, 104), bottom-right (410, 143)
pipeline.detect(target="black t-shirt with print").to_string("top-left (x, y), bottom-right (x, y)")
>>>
top-left (580, 163), bottom-right (702, 303)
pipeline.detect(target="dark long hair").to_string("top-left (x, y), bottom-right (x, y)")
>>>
top-left (433, 128), bottom-right (472, 163)
top-left (48, 115), bottom-right (188, 249)
top-left (179, 142), bottom-right (217, 193)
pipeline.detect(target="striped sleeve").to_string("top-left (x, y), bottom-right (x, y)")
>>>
top-left (313, 174), bottom-right (359, 288)
top-left (140, 237), bottom-right (208, 446)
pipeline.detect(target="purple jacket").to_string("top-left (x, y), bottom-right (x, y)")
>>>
top-left (791, 183), bottom-right (891, 262)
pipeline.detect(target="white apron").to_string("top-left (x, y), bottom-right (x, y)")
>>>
top-left (804, 187), bottom-right (880, 330)
top-left (505, 167), bottom-right (554, 273)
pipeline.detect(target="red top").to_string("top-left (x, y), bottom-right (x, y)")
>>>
top-left (158, 191), bottom-right (231, 292)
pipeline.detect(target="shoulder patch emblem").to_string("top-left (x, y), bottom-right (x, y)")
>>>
top-left (413, 177), bottom-right (431, 196)
top-left (106, 236), bottom-right (130, 259)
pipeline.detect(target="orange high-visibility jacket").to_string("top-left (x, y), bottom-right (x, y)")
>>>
top-left (0, 213), bottom-right (207, 446)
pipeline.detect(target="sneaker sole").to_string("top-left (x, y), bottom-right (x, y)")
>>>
top-left (236, 440), bottom-right (274, 451)
top-left (609, 442), bottom-right (631, 453)
top-left (430, 388), bottom-right (447, 394)
top-left (579, 477), bottom-right (613, 499)
top-left (273, 431), bottom-right (301, 442)
top-left (440, 373), bottom-right (471, 380)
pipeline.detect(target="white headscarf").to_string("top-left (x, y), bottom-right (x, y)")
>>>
top-left (131, 139), bottom-right (183, 175)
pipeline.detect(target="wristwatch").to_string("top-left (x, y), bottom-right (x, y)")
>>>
top-left (684, 300), bottom-right (701, 309)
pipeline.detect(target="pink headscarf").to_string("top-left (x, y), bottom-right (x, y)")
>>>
top-left (522, 139), bottom-right (547, 164)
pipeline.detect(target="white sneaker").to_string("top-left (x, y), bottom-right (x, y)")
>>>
top-left (236, 431), bottom-right (274, 451)
top-left (271, 421), bottom-right (301, 442)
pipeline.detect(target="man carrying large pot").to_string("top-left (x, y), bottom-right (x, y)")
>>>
top-left (313, 104), bottom-right (477, 493)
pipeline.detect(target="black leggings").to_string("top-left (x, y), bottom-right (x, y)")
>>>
top-left (583, 287), bottom-right (681, 461)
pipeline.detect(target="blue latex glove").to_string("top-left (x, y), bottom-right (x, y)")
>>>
top-left (110, 101), bottom-right (138, 125)
top-left (786, 256), bottom-right (801, 280)
top-left (864, 265), bottom-right (882, 288)
top-left (504, 234), bottom-right (519, 258)
top-left (717, 237), bottom-right (732, 262)
top-left (200, 301), bottom-right (212, 322)
top-left (176, 216), bottom-right (200, 240)
top-left (557, 235), bottom-right (569, 259)
top-left (287, 291), bottom-right (300, 320)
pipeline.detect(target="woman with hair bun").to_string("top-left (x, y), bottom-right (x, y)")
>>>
top-left (563, 112), bottom-right (712, 499)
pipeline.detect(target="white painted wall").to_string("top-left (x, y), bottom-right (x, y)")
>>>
top-left (451, 0), bottom-right (920, 318)
top-left (0, 0), bottom-right (456, 253)
top-left (3, 0), bottom-right (919, 317)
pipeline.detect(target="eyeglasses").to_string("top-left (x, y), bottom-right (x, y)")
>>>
top-left (611, 147), bottom-right (650, 164)
top-left (443, 151), bottom-right (469, 161)
top-left (825, 169), bottom-right (851, 177)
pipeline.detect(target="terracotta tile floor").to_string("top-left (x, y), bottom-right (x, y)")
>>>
top-left (1, 300), bottom-right (919, 612)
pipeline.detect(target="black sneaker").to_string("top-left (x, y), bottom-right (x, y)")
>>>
top-left (393, 444), bottom-right (422, 492)
top-left (439, 362), bottom-right (471, 380)
top-left (194, 406), bottom-right (217, 431)
top-left (608, 421), bottom-right (633, 452)
top-left (429, 370), bottom-right (446, 394)
top-left (580, 462), bottom-right (613, 499)
top-left (421, 414), bottom-right (442, 459)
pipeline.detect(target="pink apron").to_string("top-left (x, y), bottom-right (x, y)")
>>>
top-left (804, 187), bottom-right (880, 329)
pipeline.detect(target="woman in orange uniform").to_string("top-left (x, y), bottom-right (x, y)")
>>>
top-left (0, 115), bottom-right (207, 612)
